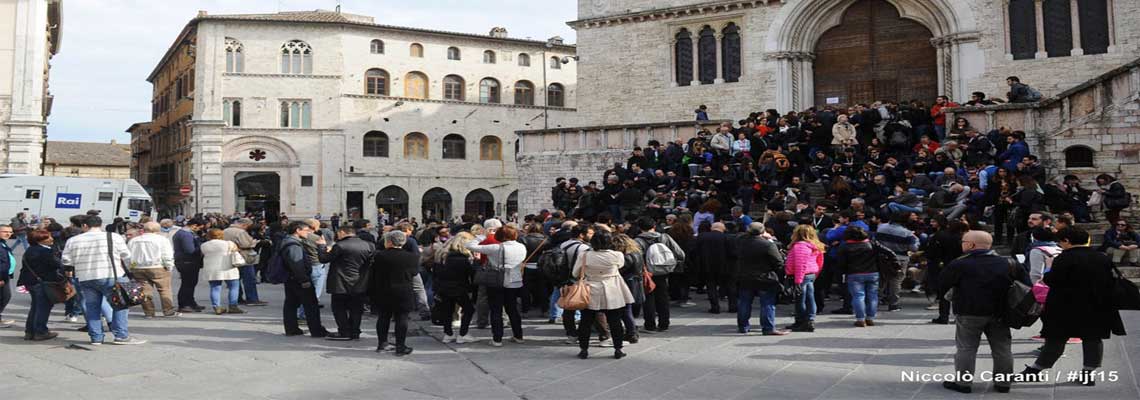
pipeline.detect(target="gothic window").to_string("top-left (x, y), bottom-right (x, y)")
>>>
top-left (365, 68), bottom-right (389, 95)
top-left (404, 132), bottom-right (429, 160)
top-left (280, 40), bottom-right (313, 75)
top-left (1009, 0), bottom-right (1038, 60)
top-left (480, 136), bottom-right (502, 160)
top-left (1043, 0), bottom-right (1073, 57)
top-left (518, 53), bottom-right (530, 66)
top-left (546, 83), bottom-right (565, 107)
top-left (223, 99), bottom-right (241, 127)
top-left (675, 29), bottom-right (693, 86)
top-left (442, 134), bottom-right (466, 159)
top-left (363, 131), bottom-right (389, 157)
top-left (550, 56), bottom-right (562, 69)
top-left (410, 43), bottom-right (424, 57)
top-left (1065, 146), bottom-right (1094, 168)
top-left (698, 26), bottom-right (717, 84)
top-left (370, 39), bottom-right (384, 54)
top-left (479, 78), bottom-right (501, 104)
top-left (722, 23), bottom-right (741, 83)
top-left (225, 38), bottom-right (244, 73)
top-left (448, 46), bottom-right (461, 60)
top-left (405, 72), bottom-right (429, 99)
top-left (483, 50), bottom-right (496, 64)
top-left (514, 80), bottom-right (534, 105)
top-left (1079, 0), bottom-right (1110, 55)
top-left (443, 75), bottom-right (465, 101)
top-left (280, 100), bottom-right (311, 128)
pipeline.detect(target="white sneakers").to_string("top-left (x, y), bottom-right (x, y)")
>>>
top-left (64, 315), bottom-right (80, 323)
top-left (111, 337), bottom-right (147, 345)
top-left (489, 340), bottom-right (503, 347)
top-left (456, 335), bottom-right (478, 344)
top-left (442, 334), bottom-right (456, 343)
top-left (564, 336), bottom-right (578, 344)
top-left (598, 338), bottom-right (614, 347)
top-left (509, 337), bottom-right (525, 344)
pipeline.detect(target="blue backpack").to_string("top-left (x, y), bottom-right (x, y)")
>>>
top-left (266, 241), bottom-right (299, 284)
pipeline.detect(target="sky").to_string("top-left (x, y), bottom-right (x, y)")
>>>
top-left (47, 0), bottom-right (578, 143)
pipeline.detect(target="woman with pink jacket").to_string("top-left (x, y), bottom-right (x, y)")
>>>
top-left (784, 225), bottom-right (825, 332)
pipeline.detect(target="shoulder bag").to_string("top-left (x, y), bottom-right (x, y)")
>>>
top-left (23, 261), bottom-right (74, 304)
top-left (107, 232), bottom-right (146, 310)
top-left (473, 244), bottom-right (506, 288)
top-left (229, 243), bottom-right (247, 268)
top-left (557, 250), bottom-right (591, 311)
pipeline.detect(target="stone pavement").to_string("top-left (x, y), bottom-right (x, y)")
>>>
top-left (1, 281), bottom-right (1138, 400)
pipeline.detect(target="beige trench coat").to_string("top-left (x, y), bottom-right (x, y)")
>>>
top-left (572, 250), bottom-right (634, 311)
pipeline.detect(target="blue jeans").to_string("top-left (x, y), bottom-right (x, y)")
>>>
top-left (908, 189), bottom-right (928, 197)
top-left (300, 264), bottom-right (328, 318)
top-left (25, 283), bottom-right (54, 335)
top-left (737, 286), bottom-right (778, 333)
top-left (14, 233), bottom-right (28, 250)
top-left (239, 265), bottom-right (260, 302)
top-left (80, 278), bottom-right (130, 342)
top-left (887, 203), bottom-right (924, 215)
top-left (209, 279), bottom-right (240, 307)
top-left (934, 125), bottom-right (947, 142)
top-left (847, 273), bottom-right (880, 321)
top-left (796, 274), bottom-right (816, 322)
top-left (65, 276), bottom-right (83, 316)
top-left (547, 289), bottom-right (579, 321)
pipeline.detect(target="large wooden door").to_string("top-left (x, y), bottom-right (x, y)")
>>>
top-left (813, 0), bottom-right (937, 108)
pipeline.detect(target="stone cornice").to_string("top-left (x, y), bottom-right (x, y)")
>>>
top-left (222, 127), bottom-right (342, 134)
top-left (763, 51), bottom-right (815, 61)
top-left (223, 72), bottom-right (342, 79)
top-left (569, 0), bottom-right (777, 29)
top-left (343, 94), bottom-right (578, 111)
top-left (930, 31), bottom-right (983, 47)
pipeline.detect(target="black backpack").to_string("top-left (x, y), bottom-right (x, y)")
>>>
top-left (1001, 257), bottom-right (1040, 329)
top-left (872, 241), bottom-right (905, 277)
top-left (538, 242), bottom-right (581, 285)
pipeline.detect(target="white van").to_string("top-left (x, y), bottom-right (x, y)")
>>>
top-left (0, 175), bottom-right (155, 223)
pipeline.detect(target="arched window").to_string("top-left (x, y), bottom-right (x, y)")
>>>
top-left (518, 53), bottom-right (530, 66)
top-left (547, 83), bottom-right (565, 107)
top-left (280, 40), bottom-right (313, 75)
top-left (507, 191), bottom-right (518, 216)
top-left (721, 23), bottom-right (741, 83)
top-left (514, 80), bottom-right (534, 105)
top-left (404, 72), bottom-right (429, 99)
top-left (1065, 146), bottom-right (1095, 168)
top-left (422, 188), bottom-right (452, 221)
top-left (279, 100), bottom-right (311, 128)
top-left (1009, 0), bottom-right (1038, 60)
top-left (410, 43), bottom-right (424, 57)
top-left (365, 68), bottom-right (389, 95)
top-left (479, 78), bottom-right (501, 104)
top-left (480, 136), bottom-right (502, 160)
top-left (223, 99), bottom-right (241, 127)
top-left (448, 46), bottom-right (461, 60)
top-left (376, 186), bottom-right (408, 220)
top-left (675, 29), bottom-right (693, 86)
top-left (464, 189), bottom-right (494, 218)
top-left (549, 56), bottom-right (562, 69)
top-left (483, 50), bottom-right (496, 64)
top-left (225, 38), bottom-right (244, 73)
top-left (443, 75), bottom-right (465, 101)
top-left (363, 131), bottom-right (389, 157)
top-left (1079, 0), bottom-right (1110, 55)
top-left (698, 26), bottom-right (716, 84)
top-left (370, 39), bottom-right (384, 54)
top-left (442, 134), bottom-right (466, 159)
top-left (404, 132), bottom-right (428, 160)
top-left (1043, 0), bottom-right (1073, 57)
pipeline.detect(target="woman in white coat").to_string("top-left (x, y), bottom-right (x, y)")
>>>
top-left (573, 229), bottom-right (634, 360)
top-left (201, 228), bottom-right (244, 315)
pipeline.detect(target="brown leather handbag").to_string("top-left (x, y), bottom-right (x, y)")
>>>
top-left (557, 250), bottom-right (591, 311)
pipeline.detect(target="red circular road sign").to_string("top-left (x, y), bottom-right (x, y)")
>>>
top-left (180, 185), bottom-right (192, 195)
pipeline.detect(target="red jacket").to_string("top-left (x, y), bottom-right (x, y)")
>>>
top-left (930, 102), bottom-right (958, 127)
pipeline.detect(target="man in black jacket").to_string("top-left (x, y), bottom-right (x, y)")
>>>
top-left (319, 225), bottom-right (374, 340)
top-left (697, 222), bottom-right (735, 314)
top-left (939, 230), bottom-right (1025, 394)
top-left (173, 218), bottom-right (206, 313)
top-left (282, 221), bottom-right (329, 338)
top-left (734, 223), bottom-right (786, 335)
top-left (354, 219), bottom-right (376, 244)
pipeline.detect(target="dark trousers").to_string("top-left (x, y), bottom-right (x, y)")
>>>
top-left (1035, 337), bottom-right (1104, 369)
top-left (438, 293), bottom-right (474, 337)
top-left (486, 287), bottom-right (523, 342)
top-left (175, 264), bottom-right (201, 308)
top-left (25, 283), bottom-right (54, 335)
top-left (283, 281), bottom-right (327, 336)
top-left (376, 308), bottom-right (410, 348)
top-left (578, 308), bottom-right (624, 351)
top-left (706, 270), bottom-right (736, 311)
top-left (642, 275), bottom-right (670, 330)
top-left (330, 293), bottom-right (365, 338)
top-left (0, 281), bottom-right (10, 320)
top-left (668, 272), bottom-right (689, 301)
top-left (521, 270), bottom-right (549, 314)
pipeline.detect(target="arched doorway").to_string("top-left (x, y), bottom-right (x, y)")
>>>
top-left (464, 189), bottom-right (494, 219)
top-left (813, 0), bottom-right (937, 107)
top-left (422, 188), bottom-right (452, 222)
top-left (235, 172), bottom-right (280, 219)
top-left (376, 185), bottom-right (408, 221)
top-left (506, 191), bottom-right (518, 217)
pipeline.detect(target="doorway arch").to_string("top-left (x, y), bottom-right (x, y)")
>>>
top-left (376, 185), bottom-right (409, 221)
top-left (235, 172), bottom-right (280, 219)
top-left (464, 189), bottom-right (494, 219)
top-left (422, 188), bottom-right (452, 222)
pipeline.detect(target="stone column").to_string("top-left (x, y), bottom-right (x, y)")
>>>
top-left (669, 38), bottom-right (679, 88)
top-left (1070, 0), bottom-right (1084, 56)
top-left (690, 35), bottom-right (701, 86)
top-left (189, 120), bottom-right (226, 214)
top-left (715, 32), bottom-right (725, 84)
top-left (1034, 0), bottom-right (1048, 59)
top-left (1107, 0), bottom-right (1117, 52)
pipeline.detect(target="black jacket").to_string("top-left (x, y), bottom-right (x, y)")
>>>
top-left (280, 236), bottom-right (311, 285)
top-left (369, 248), bottom-right (420, 312)
top-left (519, 233), bottom-right (546, 261)
top-left (357, 229), bottom-right (377, 244)
top-left (1040, 247), bottom-right (1126, 339)
top-left (17, 245), bottom-right (64, 286)
top-left (695, 231), bottom-right (733, 275)
top-left (836, 241), bottom-right (878, 275)
top-left (319, 236), bottom-right (374, 295)
top-left (940, 250), bottom-right (1025, 317)
top-left (433, 251), bottom-right (474, 298)
top-left (734, 235), bottom-right (784, 287)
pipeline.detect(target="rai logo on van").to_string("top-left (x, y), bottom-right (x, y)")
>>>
top-left (56, 193), bottom-right (82, 209)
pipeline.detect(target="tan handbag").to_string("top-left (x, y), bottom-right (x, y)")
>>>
top-left (557, 250), bottom-right (591, 311)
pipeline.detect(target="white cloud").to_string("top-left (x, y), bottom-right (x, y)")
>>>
top-left (47, 0), bottom-right (577, 143)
